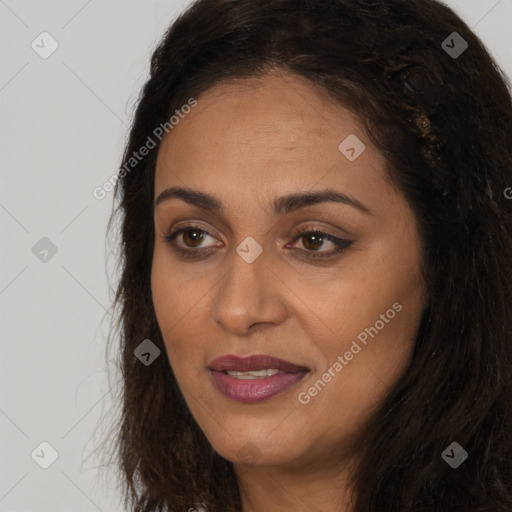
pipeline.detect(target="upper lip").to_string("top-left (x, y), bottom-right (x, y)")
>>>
top-left (208, 354), bottom-right (309, 373)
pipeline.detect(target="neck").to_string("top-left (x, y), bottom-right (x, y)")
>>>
top-left (234, 455), bottom-right (357, 512)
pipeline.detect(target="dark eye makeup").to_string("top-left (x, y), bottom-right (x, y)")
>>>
top-left (162, 224), bottom-right (353, 261)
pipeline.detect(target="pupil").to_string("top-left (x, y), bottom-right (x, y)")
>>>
top-left (185, 229), bottom-right (203, 247)
top-left (182, 230), bottom-right (325, 250)
top-left (305, 233), bottom-right (323, 250)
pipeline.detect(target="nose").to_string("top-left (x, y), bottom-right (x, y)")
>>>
top-left (210, 246), bottom-right (288, 336)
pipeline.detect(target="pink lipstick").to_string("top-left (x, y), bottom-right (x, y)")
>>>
top-left (208, 354), bottom-right (309, 403)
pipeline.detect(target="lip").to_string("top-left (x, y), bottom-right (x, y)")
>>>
top-left (209, 354), bottom-right (309, 373)
top-left (208, 354), bottom-right (309, 404)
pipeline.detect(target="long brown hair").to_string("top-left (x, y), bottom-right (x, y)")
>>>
top-left (103, 1), bottom-right (512, 510)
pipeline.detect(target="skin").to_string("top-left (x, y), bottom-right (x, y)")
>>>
top-left (151, 70), bottom-right (428, 512)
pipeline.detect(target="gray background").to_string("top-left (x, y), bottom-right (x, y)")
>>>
top-left (1, 0), bottom-right (511, 510)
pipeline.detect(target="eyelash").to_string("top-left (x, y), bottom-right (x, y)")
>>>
top-left (163, 224), bottom-right (352, 261)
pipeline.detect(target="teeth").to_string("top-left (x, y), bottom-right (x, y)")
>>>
top-left (226, 369), bottom-right (283, 379)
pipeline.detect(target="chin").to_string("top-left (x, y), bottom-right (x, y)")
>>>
top-left (205, 425), bottom-right (304, 467)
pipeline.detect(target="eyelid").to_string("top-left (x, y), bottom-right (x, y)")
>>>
top-left (288, 223), bottom-right (349, 244)
top-left (163, 222), bottom-right (352, 260)
top-left (287, 228), bottom-right (352, 259)
top-left (164, 223), bottom-right (220, 247)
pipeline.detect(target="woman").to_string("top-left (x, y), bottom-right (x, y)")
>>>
top-left (105, 0), bottom-right (512, 510)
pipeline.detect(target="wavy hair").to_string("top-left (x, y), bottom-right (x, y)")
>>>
top-left (103, 0), bottom-right (512, 510)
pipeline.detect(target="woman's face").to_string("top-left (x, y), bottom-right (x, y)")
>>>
top-left (151, 71), bottom-right (427, 470)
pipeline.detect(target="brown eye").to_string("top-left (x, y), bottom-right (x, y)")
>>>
top-left (182, 228), bottom-right (206, 248)
top-left (289, 229), bottom-right (352, 260)
top-left (163, 225), bottom-right (351, 262)
top-left (301, 232), bottom-right (327, 251)
top-left (164, 226), bottom-right (219, 251)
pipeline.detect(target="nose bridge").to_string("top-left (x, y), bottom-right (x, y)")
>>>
top-left (211, 243), bottom-right (287, 333)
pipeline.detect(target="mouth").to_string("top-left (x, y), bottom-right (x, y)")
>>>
top-left (208, 354), bottom-right (310, 403)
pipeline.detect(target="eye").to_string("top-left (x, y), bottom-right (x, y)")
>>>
top-left (163, 224), bottom-right (352, 260)
top-left (287, 229), bottom-right (352, 259)
top-left (163, 225), bottom-right (221, 255)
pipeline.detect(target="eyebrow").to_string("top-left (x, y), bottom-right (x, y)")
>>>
top-left (154, 186), bottom-right (373, 216)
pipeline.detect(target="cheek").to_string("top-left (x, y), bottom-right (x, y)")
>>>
top-left (151, 247), bottom-right (201, 330)
top-left (151, 255), bottom-right (175, 334)
top-left (151, 254), bottom-right (188, 359)
top-left (284, 251), bottom-right (422, 352)
top-left (151, 254), bottom-right (210, 376)
top-left (298, 301), bottom-right (421, 442)
top-left (302, 246), bottom-right (425, 397)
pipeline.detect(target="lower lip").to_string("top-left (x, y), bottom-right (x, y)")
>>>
top-left (210, 370), bottom-right (308, 404)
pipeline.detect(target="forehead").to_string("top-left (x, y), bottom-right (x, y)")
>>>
top-left (158, 72), bottom-right (363, 156)
top-left (154, 72), bottom-right (395, 219)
